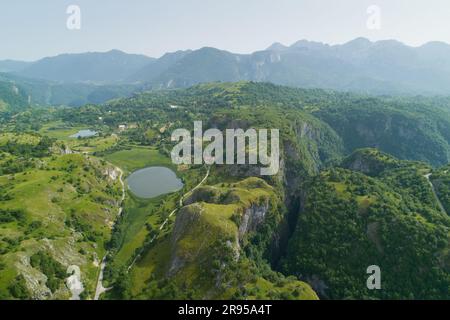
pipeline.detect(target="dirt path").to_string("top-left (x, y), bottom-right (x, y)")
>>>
top-left (94, 257), bottom-right (109, 300)
top-left (179, 166), bottom-right (211, 207)
top-left (424, 173), bottom-right (447, 215)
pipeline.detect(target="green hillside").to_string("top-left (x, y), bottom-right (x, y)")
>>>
top-left (0, 81), bottom-right (29, 113)
top-left (282, 149), bottom-right (450, 299)
top-left (0, 132), bottom-right (122, 299)
top-left (432, 165), bottom-right (450, 214)
top-left (127, 177), bottom-right (317, 300)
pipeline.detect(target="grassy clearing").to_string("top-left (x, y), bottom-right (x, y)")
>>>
top-left (113, 196), bottom-right (160, 265)
top-left (105, 147), bottom-right (172, 174)
top-left (131, 238), bottom-right (172, 296)
top-left (0, 133), bottom-right (41, 146)
top-left (69, 135), bottom-right (119, 154)
top-left (38, 121), bottom-right (88, 141)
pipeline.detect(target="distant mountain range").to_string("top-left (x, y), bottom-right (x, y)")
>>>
top-left (15, 50), bottom-right (154, 83)
top-left (0, 60), bottom-right (32, 73)
top-left (3, 38), bottom-right (450, 109)
top-left (133, 38), bottom-right (450, 95)
top-left (0, 72), bottom-right (143, 110)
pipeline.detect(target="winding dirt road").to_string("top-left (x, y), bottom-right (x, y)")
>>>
top-left (424, 173), bottom-right (447, 215)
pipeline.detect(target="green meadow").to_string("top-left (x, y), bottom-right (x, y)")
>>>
top-left (105, 147), bottom-right (173, 174)
top-left (104, 147), bottom-right (180, 268)
top-left (38, 121), bottom-right (88, 141)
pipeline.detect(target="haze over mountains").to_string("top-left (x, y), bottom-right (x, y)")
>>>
top-left (3, 37), bottom-right (450, 108)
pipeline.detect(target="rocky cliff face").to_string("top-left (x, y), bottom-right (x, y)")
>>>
top-left (341, 148), bottom-right (401, 176)
top-left (167, 183), bottom-right (273, 280)
top-left (167, 203), bottom-right (207, 277)
top-left (135, 177), bottom-right (318, 299)
top-left (238, 203), bottom-right (269, 241)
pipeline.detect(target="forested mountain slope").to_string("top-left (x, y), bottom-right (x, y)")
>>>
top-left (0, 73), bottom-right (141, 108)
top-left (98, 82), bottom-right (450, 166)
top-left (0, 81), bottom-right (29, 113)
top-left (282, 149), bottom-right (450, 299)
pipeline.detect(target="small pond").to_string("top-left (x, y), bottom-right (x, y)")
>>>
top-left (70, 129), bottom-right (98, 138)
top-left (126, 166), bottom-right (183, 199)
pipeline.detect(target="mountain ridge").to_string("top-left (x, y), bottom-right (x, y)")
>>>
top-left (4, 38), bottom-right (450, 99)
top-left (15, 50), bottom-right (155, 83)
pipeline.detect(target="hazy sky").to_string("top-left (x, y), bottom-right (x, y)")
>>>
top-left (1, 0), bottom-right (450, 61)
